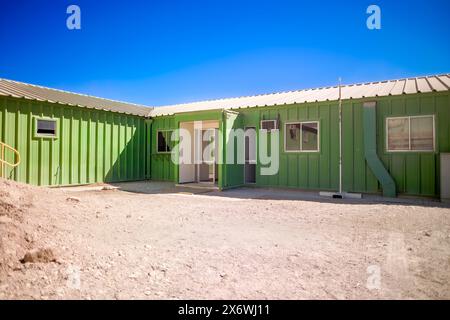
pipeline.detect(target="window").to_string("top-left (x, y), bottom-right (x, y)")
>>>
top-left (302, 122), bottom-right (319, 151)
top-left (284, 121), bottom-right (319, 152)
top-left (157, 130), bottom-right (173, 153)
top-left (36, 118), bottom-right (57, 137)
top-left (386, 116), bottom-right (434, 152)
top-left (285, 123), bottom-right (300, 151)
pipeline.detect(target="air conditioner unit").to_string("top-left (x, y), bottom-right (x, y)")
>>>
top-left (260, 120), bottom-right (278, 131)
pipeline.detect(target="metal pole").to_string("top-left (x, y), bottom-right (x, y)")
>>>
top-left (338, 78), bottom-right (343, 194)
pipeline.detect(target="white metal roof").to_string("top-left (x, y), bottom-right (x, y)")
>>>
top-left (150, 74), bottom-right (450, 117)
top-left (0, 78), bottom-right (152, 116)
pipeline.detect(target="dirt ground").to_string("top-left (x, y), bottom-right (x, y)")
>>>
top-left (1, 178), bottom-right (449, 300)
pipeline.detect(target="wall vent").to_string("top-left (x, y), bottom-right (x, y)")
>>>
top-left (260, 120), bottom-right (278, 131)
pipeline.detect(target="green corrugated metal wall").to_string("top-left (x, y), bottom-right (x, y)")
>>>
top-left (373, 93), bottom-right (449, 196)
top-left (3, 90), bottom-right (448, 197)
top-left (223, 111), bottom-right (244, 188)
top-left (0, 96), bottom-right (148, 186)
top-left (239, 92), bottom-right (449, 197)
top-left (150, 115), bottom-right (176, 181)
top-left (238, 101), bottom-right (340, 191)
top-left (149, 110), bottom-right (226, 184)
top-left (150, 91), bottom-right (449, 197)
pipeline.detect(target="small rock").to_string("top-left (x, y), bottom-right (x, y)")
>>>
top-left (24, 233), bottom-right (34, 243)
top-left (424, 231), bottom-right (431, 237)
top-left (126, 214), bottom-right (132, 218)
top-left (102, 186), bottom-right (115, 191)
top-left (66, 196), bottom-right (80, 203)
top-left (144, 290), bottom-right (152, 296)
top-left (12, 264), bottom-right (23, 271)
top-left (20, 248), bottom-right (57, 264)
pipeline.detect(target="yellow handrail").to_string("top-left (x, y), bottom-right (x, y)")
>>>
top-left (0, 141), bottom-right (21, 179)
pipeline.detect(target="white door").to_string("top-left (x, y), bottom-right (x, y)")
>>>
top-left (179, 123), bottom-right (195, 183)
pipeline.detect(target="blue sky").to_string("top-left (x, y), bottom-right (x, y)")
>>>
top-left (1, 0), bottom-right (449, 106)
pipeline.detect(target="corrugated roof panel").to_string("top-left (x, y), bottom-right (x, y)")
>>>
top-left (262, 92), bottom-right (288, 106)
top-left (354, 82), bottom-right (377, 98)
top-left (295, 89), bottom-right (323, 103)
top-left (0, 81), bottom-right (46, 101)
top-left (342, 84), bottom-right (364, 99)
top-left (427, 76), bottom-right (447, 91)
top-left (312, 86), bottom-right (339, 102)
top-left (389, 80), bottom-right (405, 95)
top-left (2, 74), bottom-right (448, 118)
top-left (416, 77), bottom-right (432, 93)
top-left (151, 74), bottom-right (450, 116)
top-left (279, 90), bottom-right (303, 104)
top-left (437, 75), bottom-right (450, 88)
top-left (376, 81), bottom-right (397, 96)
top-left (366, 81), bottom-right (391, 97)
top-left (0, 79), bottom-right (153, 116)
top-left (404, 79), bottom-right (417, 94)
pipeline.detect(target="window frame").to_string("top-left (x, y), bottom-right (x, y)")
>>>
top-left (385, 115), bottom-right (435, 153)
top-left (284, 121), bottom-right (320, 153)
top-left (34, 117), bottom-right (58, 139)
top-left (156, 129), bottom-right (173, 154)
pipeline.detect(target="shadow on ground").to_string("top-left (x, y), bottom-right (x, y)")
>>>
top-left (106, 181), bottom-right (450, 209)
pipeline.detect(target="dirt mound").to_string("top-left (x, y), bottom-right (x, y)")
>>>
top-left (0, 179), bottom-right (48, 274)
top-left (20, 248), bottom-right (57, 264)
top-left (0, 179), bottom-right (35, 220)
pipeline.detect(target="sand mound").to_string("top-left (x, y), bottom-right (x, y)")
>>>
top-left (0, 179), bottom-right (47, 273)
top-left (0, 179), bottom-right (35, 220)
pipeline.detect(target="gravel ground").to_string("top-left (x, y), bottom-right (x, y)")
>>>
top-left (1, 179), bottom-right (449, 299)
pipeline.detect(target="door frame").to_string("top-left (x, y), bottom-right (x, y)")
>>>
top-left (195, 127), bottom-right (218, 185)
top-left (244, 126), bottom-right (256, 184)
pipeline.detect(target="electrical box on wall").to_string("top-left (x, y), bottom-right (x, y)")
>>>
top-left (441, 153), bottom-right (450, 203)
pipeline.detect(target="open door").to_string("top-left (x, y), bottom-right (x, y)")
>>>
top-left (179, 121), bottom-right (219, 185)
top-left (179, 122), bottom-right (195, 183)
top-left (198, 128), bottom-right (218, 184)
top-left (245, 127), bottom-right (256, 184)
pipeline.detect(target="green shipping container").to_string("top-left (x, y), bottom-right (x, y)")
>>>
top-left (149, 90), bottom-right (450, 198)
top-left (0, 96), bottom-right (149, 186)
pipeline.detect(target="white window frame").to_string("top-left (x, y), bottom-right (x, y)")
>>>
top-left (156, 129), bottom-right (173, 154)
top-left (34, 117), bottom-right (58, 138)
top-left (385, 115), bottom-right (435, 153)
top-left (284, 121), bottom-right (320, 153)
